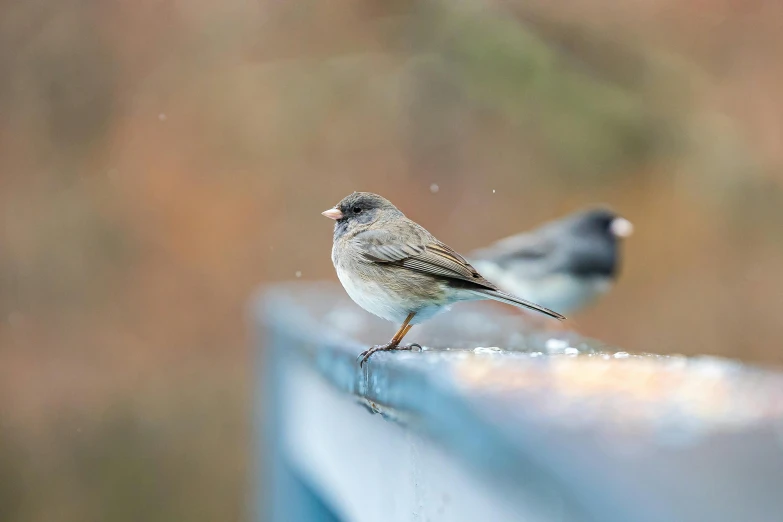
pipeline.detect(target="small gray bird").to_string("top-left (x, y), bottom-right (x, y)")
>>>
top-left (322, 192), bottom-right (564, 367)
top-left (470, 208), bottom-right (633, 316)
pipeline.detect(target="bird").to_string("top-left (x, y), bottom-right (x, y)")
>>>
top-left (322, 192), bottom-right (565, 367)
top-left (469, 207), bottom-right (633, 316)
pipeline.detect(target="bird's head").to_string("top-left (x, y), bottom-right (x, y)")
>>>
top-left (322, 192), bottom-right (401, 239)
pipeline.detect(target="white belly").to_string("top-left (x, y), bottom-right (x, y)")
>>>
top-left (334, 260), bottom-right (450, 325)
top-left (335, 264), bottom-right (412, 324)
top-left (474, 261), bottom-right (611, 315)
top-left (522, 274), bottom-right (610, 314)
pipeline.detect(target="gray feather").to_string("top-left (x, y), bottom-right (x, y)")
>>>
top-left (468, 288), bottom-right (565, 320)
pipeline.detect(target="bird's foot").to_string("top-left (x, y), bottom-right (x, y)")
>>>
top-left (357, 343), bottom-right (422, 368)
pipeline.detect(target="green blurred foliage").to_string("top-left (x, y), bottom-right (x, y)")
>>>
top-left (429, 5), bottom-right (660, 181)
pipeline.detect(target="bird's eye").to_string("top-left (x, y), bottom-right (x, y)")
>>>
top-left (353, 207), bottom-right (362, 214)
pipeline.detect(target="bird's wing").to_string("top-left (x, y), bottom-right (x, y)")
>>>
top-left (353, 227), bottom-right (565, 320)
top-left (352, 228), bottom-right (427, 262)
top-left (471, 230), bottom-right (556, 263)
top-left (353, 228), bottom-right (498, 289)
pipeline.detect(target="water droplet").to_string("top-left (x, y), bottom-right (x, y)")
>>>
top-left (473, 346), bottom-right (502, 354)
top-left (430, 183), bottom-right (439, 193)
top-left (295, 271), bottom-right (302, 278)
top-left (492, 189), bottom-right (496, 193)
top-left (529, 351), bottom-right (543, 357)
top-left (546, 338), bottom-right (569, 351)
top-left (158, 113), bottom-right (167, 121)
top-left (564, 347), bottom-right (579, 356)
top-left (613, 351), bottom-right (630, 359)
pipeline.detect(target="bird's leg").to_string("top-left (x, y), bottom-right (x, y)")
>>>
top-left (396, 324), bottom-right (413, 343)
top-left (389, 315), bottom-right (414, 345)
top-left (358, 313), bottom-right (418, 367)
top-left (394, 323), bottom-right (422, 352)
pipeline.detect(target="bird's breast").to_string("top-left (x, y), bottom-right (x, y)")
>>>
top-left (332, 240), bottom-right (452, 324)
top-left (335, 263), bottom-right (413, 323)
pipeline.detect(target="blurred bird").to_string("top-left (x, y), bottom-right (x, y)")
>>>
top-left (470, 207), bottom-right (633, 316)
top-left (322, 192), bottom-right (565, 367)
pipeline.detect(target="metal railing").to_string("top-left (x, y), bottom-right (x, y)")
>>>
top-left (255, 283), bottom-right (783, 522)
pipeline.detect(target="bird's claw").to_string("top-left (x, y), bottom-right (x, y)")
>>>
top-left (357, 342), bottom-right (423, 368)
top-left (357, 344), bottom-right (389, 368)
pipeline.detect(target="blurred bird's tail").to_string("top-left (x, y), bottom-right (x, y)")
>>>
top-left (469, 289), bottom-right (565, 321)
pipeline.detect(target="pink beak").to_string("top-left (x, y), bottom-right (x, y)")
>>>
top-left (321, 207), bottom-right (343, 220)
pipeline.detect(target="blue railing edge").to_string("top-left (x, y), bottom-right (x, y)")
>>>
top-left (252, 282), bottom-right (605, 522)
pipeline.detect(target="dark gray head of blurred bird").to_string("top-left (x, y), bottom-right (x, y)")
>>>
top-left (556, 207), bottom-right (633, 278)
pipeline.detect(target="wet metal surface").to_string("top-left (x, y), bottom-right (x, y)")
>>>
top-left (258, 282), bottom-right (783, 522)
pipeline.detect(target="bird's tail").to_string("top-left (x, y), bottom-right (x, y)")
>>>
top-left (469, 288), bottom-right (565, 321)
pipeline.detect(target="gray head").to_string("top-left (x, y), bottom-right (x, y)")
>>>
top-left (322, 192), bottom-right (402, 240)
top-left (558, 207), bottom-right (633, 277)
top-left (565, 208), bottom-right (633, 242)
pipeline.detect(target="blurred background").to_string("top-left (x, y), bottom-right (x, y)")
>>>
top-left (2, 0), bottom-right (783, 520)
